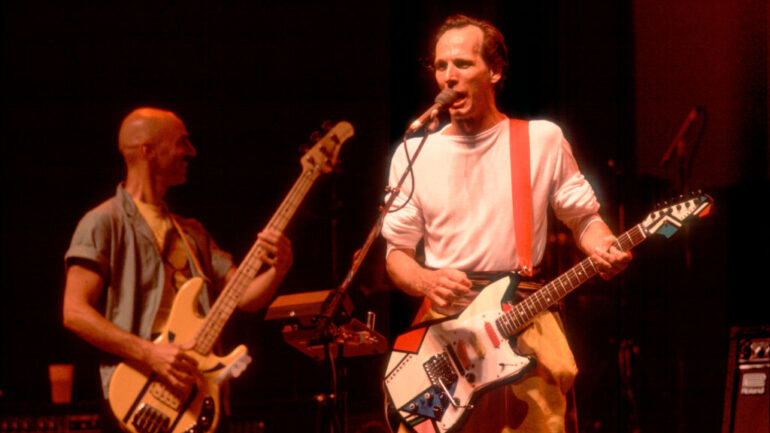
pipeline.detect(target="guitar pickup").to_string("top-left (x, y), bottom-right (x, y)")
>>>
top-left (442, 343), bottom-right (465, 377)
top-left (149, 382), bottom-right (184, 410)
top-left (467, 331), bottom-right (486, 360)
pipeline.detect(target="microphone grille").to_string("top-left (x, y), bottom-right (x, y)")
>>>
top-left (434, 89), bottom-right (460, 107)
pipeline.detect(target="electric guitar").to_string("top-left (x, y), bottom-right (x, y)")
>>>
top-left (108, 121), bottom-right (354, 433)
top-left (384, 193), bottom-right (713, 433)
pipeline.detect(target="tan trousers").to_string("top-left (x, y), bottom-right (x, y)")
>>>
top-left (398, 310), bottom-right (578, 433)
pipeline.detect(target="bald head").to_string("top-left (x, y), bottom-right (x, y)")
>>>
top-left (117, 107), bottom-right (196, 192)
top-left (118, 107), bottom-right (186, 155)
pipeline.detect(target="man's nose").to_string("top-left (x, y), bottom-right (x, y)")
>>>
top-left (442, 64), bottom-right (458, 87)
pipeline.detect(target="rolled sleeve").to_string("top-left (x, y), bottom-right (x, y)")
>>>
top-left (64, 209), bottom-right (113, 278)
top-left (550, 135), bottom-right (601, 235)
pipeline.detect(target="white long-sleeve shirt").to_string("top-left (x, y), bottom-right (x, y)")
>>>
top-left (382, 118), bottom-right (601, 272)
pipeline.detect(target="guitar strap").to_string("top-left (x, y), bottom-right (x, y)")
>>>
top-left (410, 119), bottom-right (534, 325)
top-left (509, 119), bottom-right (579, 433)
top-left (168, 213), bottom-right (231, 415)
top-left (169, 214), bottom-right (212, 287)
top-left (509, 118), bottom-right (533, 276)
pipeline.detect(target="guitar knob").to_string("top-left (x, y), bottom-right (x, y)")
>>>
top-left (433, 406), bottom-right (443, 417)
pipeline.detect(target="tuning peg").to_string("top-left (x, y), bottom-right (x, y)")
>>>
top-left (309, 130), bottom-right (322, 143)
top-left (321, 120), bottom-right (334, 132)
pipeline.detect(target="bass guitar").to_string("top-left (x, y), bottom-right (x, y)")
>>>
top-left (108, 121), bottom-right (354, 433)
top-left (384, 193), bottom-right (712, 433)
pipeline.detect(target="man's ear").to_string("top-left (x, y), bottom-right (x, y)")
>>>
top-left (139, 142), bottom-right (154, 159)
top-left (490, 67), bottom-right (502, 85)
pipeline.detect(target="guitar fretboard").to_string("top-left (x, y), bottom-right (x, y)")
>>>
top-left (193, 167), bottom-right (322, 354)
top-left (496, 224), bottom-right (647, 339)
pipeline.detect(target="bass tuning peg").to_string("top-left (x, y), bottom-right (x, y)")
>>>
top-left (321, 120), bottom-right (334, 132)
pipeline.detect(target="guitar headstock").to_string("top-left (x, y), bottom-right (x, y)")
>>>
top-left (301, 121), bottom-right (354, 174)
top-left (641, 192), bottom-right (713, 238)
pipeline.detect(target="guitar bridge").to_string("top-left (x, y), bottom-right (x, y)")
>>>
top-left (424, 352), bottom-right (458, 392)
top-left (132, 403), bottom-right (171, 433)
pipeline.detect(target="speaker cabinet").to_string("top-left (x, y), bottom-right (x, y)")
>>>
top-left (722, 326), bottom-right (770, 433)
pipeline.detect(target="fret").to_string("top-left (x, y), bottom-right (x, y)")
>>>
top-left (555, 277), bottom-right (568, 296)
top-left (189, 131), bottom-right (343, 355)
top-left (527, 300), bottom-right (537, 318)
top-left (616, 234), bottom-right (631, 251)
top-left (564, 270), bottom-right (578, 289)
top-left (580, 260), bottom-right (594, 278)
top-left (496, 314), bottom-right (512, 338)
top-left (572, 266), bottom-right (586, 284)
top-left (497, 316), bottom-right (508, 337)
top-left (531, 292), bottom-right (546, 310)
top-left (509, 311), bottom-right (519, 332)
top-left (511, 309), bottom-right (524, 330)
top-left (521, 299), bottom-right (532, 319)
top-left (500, 315), bottom-right (513, 337)
top-left (587, 257), bottom-right (598, 274)
top-left (540, 286), bottom-right (554, 304)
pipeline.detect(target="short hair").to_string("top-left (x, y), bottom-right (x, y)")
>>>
top-left (433, 14), bottom-right (509, 92)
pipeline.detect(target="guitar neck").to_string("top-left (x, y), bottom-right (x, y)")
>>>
top-left (193, 168), bottom-right (322, 354)
top-left (496, 223), bottom-right (648, 339)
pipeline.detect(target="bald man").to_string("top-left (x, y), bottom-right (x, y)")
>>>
top-left (62, 108), bottom-right (292, 426)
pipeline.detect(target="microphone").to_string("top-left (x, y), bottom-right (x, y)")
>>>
top-left (405, 88), bottom-right (460, 135)
top-left (659, 106), bottom-right (705, 167)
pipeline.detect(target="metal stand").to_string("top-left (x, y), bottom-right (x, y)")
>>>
top-left (266, 120), bottom-right (435, 431)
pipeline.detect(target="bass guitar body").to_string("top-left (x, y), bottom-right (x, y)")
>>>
top-left (384, 273), bottom-right (534, 433)
top-left (108, 277), bottom-right (250, 433)
top-left (108, 121), bottom-right (355, 433)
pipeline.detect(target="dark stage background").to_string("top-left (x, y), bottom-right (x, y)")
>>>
top-left (2, 1), bottom-right (768, 432)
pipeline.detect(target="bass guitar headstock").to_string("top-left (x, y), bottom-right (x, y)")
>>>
top-left (641, 191), bottom-right (713, 238)
top-left (301, 121), bottom-right (354, 174)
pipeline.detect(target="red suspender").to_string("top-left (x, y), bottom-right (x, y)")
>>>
top-left (411, 119), bottom-right (534, 322)
top-left (509, 119), bottom-right (533, 276)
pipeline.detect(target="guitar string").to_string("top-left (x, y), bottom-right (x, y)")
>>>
top-left (195, 165), bottom-right (322, 353)
top-left (496, 224), bottom-right (646, 338)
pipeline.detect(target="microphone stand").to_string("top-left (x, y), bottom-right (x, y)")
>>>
top-left (314, 129), bottom-right (432, 338)
top-left (310, 126), bottom-right (433, 432)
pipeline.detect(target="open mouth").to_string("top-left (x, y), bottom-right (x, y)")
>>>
top-left (450, 94), bottom-right (467, 109)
